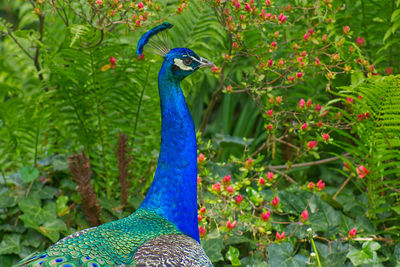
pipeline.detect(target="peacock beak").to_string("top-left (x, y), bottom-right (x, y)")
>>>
top-left (198, 57), bottom-right (215, 68)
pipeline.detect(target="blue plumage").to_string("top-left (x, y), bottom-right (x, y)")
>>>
top-left (136, 22), bottom-right (173, 57)
top-left (16, 22), bottom-right (214, 266)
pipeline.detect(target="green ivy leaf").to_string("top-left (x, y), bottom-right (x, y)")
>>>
top-left (226, 246), bottom-right (241, 266)
top-left (40, 219), bottom-right (67, 243)
top-left (19, 166), bottom-right (39, 183)
top-left (0, 189), bottom-right (17, 209)
top-left (202, 235), bottom-right (224, 263)
top-left (309, 199), bottom-right (341, 236)
top-left (346, 242), bottom-right (382, 266)
top-left (267, 242), bottom-right (308, 267)
top-left (0, 234), bottom-right (21, 255)
top-left (246, 187), bottom-right (263, 205)
top-left (56, 195), bottom-right (69, 216)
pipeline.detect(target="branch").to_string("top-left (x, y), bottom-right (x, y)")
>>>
top-left (268, 153), bottom-right (350, 170)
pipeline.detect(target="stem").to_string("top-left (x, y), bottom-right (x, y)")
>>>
top-left (133, 63), bottom-right (151, 139)
top-left (332, 175), bottom-right (352, 200)
top-left (89, 52), bottom-right (109, 198)
top-left (200, 8), bottom-right (233, 133)
top-left (310, 236), bottom-right (322, 267)
top-left (269, 153), bottom-right (350, 170)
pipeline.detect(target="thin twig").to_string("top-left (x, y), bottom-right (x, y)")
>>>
top-left (332, 175), bottom-right (352, 200)
top-left (269, 153), bottom-right (350, 170)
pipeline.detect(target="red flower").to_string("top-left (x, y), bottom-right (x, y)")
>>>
top-left (96, 0), bottom-right (103, 5)
top-left (197, 153), bottom-right (205, 163)
top-left (266, 124), bottom-right (273, 131)
top-left (288, 76), bottom-right (294, 82)
top-left (226, 185), bottom-right (234, 193)
top-left (347, 97), bottom-right (354, 104)
top-left (322, 34), bottom-right (327, 42)
top-left (267, 109), bottom-right (273, 116)
top-left (303, 33), bottom-right (310, 41)
top-left (244, 2), bottom-right (251, 11)
top-left (307, 182), bottom-right (314, 190)
top-left (245, 158), bottom-right (253, 169)
top-left (109, 56), bottom-right (116, 65)
top-left (308, 140), bottom-right (317, 149)
top-left (307, 99), bottom-right (312, 107)
top-left (259, 177), bottom-right (266, 186)
top-left (315, 104), bottom-right (322, 112)
top-left (276, 231), bottom-right (285, 241)
top-left (226, 220), bottom-right (237, 230)
top-left (265, 0), bottom-right (271, 6)
top-left (316, 179), bottom-right (325, 191)
top-left (386, 67), bottom-right (393, 75)
top-left (198, 215), bottom-right (202, 221)
top-left (301, 209), bottom-right (309, 221)
top-left (233, 42), bottom-right (239, 49)
top-left (299, 99), bottom-right (305, 109)
top-left (199, 226), bottom-right (206, 237)
top-left (322, 133), bottom-right (329, 142)
top-left (317, 121), bottom-right (323, 127)
top-left (137, 2), bottom-right (144, 9)
top-left (212, 182), bottom-right (221, 192)
top-left (343, 25), bottom-right (350, 34)
top-left (222, 175), bottom-right (231, 184)
top-left (278, 13), bottom-right (287, 23)
top-left (296, 72), bottom-right (303, 79)
top-left (356, 165), bottom-right (369, 178)
top-left (276, 96), bottom-right (282, 103)
top-left (270, 41), bottom-right (277, 48)
top-left (301, 123), bottom-right (308, 131)
top-left (211, 66), bottom-right (219, 74)
top-left (268, 59), bottom-right (273, 67)
top-left (267, 171), bottom-right (274, 182)
top-left (271, 196), bottom-right (279, 207)
top-left (199, 207), bottom-right (206, 213)
top-left (356, 36), bottom-right (365, 47)
top-left (348, 227), bottom-right (357, 238)
top-left (235, 194), bottom-right (243, 204)
top-left (279, 58), bottom-right (285, 66)
top-left (308, 28), bottom-right (314, 35)
top-left (261, 210), bottom-right (271, 222)
top-left (315, 58), bottom-right (320, 66)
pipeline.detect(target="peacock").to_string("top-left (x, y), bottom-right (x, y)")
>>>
top-left (16, 22), bottom-right (214, 267)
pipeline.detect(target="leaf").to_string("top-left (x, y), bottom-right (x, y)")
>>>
top-left (391, 9), bottom-right (400, 22)
top-left (40, 219), bottom-right (67, 243)
top-left (0, 234), bottom-right (21, 255)
top-left (56, 195), bottom-right (69, 216)
top-left (346, 242), bottom-right (382, 266)
top-left (202, 236), bottom-right (224, 263)
top-left (390, 243), bottom-right (400, 266)
top-left (19, 166), bottom-right (39, 183)
top-left (267, 243), bottom-right (308, 267)
top-left (309, 199), bottom-right (341, 236)
top-left (226, 246), bottom-right (241, 266)
top-left (0, 189), bottom-right (17, 209)
top-left (246, 187), bottom-right (264, 205)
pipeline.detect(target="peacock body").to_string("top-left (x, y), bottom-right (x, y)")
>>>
top-left (16, 23), bottom-right (214, 267)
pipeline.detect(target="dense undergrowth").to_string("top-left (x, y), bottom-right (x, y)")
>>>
top-left (0, 0), bottom-right (399, 266)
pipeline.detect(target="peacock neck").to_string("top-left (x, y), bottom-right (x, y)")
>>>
top-left (138, 61), bottom-right (199, 242)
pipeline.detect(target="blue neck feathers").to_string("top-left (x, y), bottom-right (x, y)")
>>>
top-left (139, 60), bottom-right (199, 242)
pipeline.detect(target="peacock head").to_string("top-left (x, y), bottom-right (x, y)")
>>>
top-left (163, 47), bottom-right (214, 80)
top-left (137, 22), bottom-right (214, 81)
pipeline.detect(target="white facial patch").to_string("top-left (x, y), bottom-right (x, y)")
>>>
top-left (173, 58), bottom-right (194, 71)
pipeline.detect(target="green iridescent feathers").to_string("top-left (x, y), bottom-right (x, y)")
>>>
top-left (16, 209), bottom-right (181, 266)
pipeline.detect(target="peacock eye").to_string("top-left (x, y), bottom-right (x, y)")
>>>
top-left (183, 57), bottom-right (192, 66)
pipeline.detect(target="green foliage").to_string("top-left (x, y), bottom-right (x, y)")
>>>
top-left (0, 0), bottom-right (399, 266)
